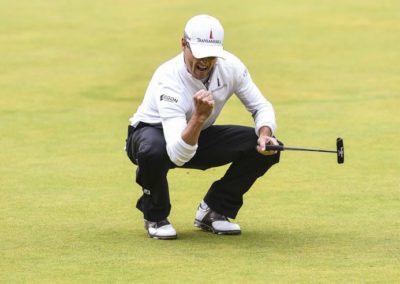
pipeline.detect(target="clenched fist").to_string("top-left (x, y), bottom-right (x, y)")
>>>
top-left (193, 89), bottom-right (214, 122)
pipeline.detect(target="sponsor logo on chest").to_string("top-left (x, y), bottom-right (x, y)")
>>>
top-left (160, 94), bottom-right (178, 103)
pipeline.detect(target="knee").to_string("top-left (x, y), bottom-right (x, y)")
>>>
top-left (137, 143), bottom-right (170, 168)
top-left (256, 149), bottom-right (281, 172)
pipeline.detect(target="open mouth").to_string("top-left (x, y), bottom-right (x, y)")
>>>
top-left (197, 64), bottom-right (208, 72)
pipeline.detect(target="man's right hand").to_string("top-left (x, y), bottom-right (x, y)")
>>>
top-left (193, 89), bottom-right (214, 122)
top-left (181, 89), bottom-right (214, 146)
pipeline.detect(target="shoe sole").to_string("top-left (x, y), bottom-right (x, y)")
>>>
top-left (194, 220), bottom-right (241, 235)
top-left (148, 233), bottom-right (177, 240)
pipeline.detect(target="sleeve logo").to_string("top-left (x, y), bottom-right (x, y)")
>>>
top-left (160, 94), bottom-right (178, 103)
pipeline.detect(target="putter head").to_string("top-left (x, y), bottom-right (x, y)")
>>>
top-left (336, 138), bottom-right (344, 164)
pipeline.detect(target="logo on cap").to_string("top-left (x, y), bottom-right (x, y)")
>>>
top-left (209, 29), bottom-right (213, 39)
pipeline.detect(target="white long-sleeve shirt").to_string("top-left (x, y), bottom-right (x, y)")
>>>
top-left (129, 51), bottom-right (276, 166)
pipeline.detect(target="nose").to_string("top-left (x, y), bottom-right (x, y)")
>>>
top-left (199, 57), bottom-right (213, 65)
top-left (199, 57), bottom-right (213, 67)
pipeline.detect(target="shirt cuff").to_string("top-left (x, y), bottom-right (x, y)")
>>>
top-left (255, 123), bottom-right (276, 137)
top-left (167, 136), bottom-right (198, 166)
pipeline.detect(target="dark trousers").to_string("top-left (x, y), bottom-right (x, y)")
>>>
top-left (125, 123), bottom-right (281, 222)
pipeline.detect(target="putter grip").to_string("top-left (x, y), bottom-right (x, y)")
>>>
top-left (264, 145), bottom-right (284, 151)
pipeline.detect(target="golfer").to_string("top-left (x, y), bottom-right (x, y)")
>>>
top-left (126, 14), bottom-right (281, 239)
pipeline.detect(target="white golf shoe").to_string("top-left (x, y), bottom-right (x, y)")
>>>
top-left (144, 219), bottom-right (177, 240)
top-left (194, 204), bottom-right (241, 235)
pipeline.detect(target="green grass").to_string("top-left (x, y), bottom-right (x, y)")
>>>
top-left (1, 0), bottom-right (399, 282)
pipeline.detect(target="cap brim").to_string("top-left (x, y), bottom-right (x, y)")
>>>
top-left (189, 44), bottom-right (225, 59)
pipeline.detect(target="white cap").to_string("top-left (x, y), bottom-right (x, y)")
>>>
top-left (184, 15), bottom-right (224, 59)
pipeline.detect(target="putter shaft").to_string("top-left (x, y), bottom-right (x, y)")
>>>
top-left (264, 145), bottom-right (335, 153)
top-left (280, 146), bottom-right (336, 153)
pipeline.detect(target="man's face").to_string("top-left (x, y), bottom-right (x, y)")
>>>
top-left (182, 39), bottom-right (217, 81)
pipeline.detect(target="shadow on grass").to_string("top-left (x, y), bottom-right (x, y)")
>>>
top-left (82, 224), bottom-right (342, 253)
top-left (177, 228), bottom-right (329, 249)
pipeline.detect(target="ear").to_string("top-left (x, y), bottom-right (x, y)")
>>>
top-left (181, 38), bottom-right (186, 51)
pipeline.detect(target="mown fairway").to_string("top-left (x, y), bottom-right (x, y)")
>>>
top-left (1, 0), bottom-right (399, 282)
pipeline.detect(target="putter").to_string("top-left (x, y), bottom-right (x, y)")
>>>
top-left (264, 137), bottom-right (344, 164)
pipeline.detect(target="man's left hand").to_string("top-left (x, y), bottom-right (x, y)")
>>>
top-left (257, 126), bottom-right (279, 155)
